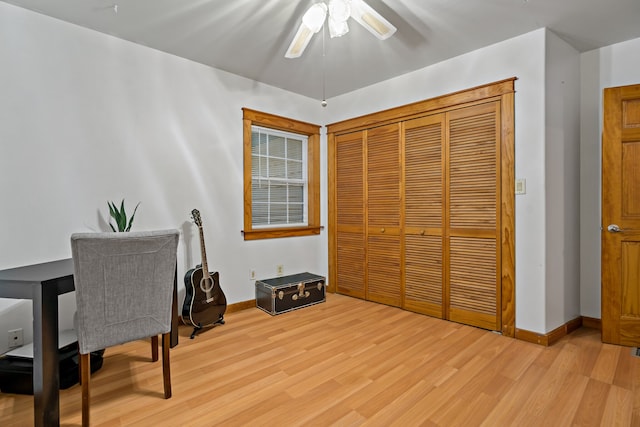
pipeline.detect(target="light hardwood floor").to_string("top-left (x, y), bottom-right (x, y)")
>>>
top-left (1, 293), bottom-right (638, 426)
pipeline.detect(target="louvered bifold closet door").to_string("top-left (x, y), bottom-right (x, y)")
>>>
top-left (404, 114), bottom-right (445, 317)
top-left (367, 123), bottom-right (402, 307)
top-left (335, 132), bottom-right (366, 298)
top-left (447, 102), bottom-right (501, 331)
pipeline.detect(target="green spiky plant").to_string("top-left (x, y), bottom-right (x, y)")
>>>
top-left (107, 199), bottom-right (140, 232)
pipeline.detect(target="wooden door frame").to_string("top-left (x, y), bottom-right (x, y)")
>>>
top-left (327, 78), bottom-right (516, 337)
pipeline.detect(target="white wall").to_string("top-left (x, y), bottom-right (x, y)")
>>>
top-left (544, 31), bottom-right (581, 330)
top-left (580, 36), bottom-right (640, 319)
top-left (327, 29), bottom-right (550, 333)
top-left (0, 3), bottom-right (328, 353)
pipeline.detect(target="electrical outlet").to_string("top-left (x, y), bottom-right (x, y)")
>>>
top-left (276, 265), bottom-right (284, 276)
top-left (250, 269), bottom-right (256, 281)
top-left (8, 328), bottom-right (23, 348)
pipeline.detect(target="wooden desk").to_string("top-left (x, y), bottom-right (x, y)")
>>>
top-left (0, 259), bottom-right (179, 427)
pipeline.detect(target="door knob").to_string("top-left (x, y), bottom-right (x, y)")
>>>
top-left (607, 224), bottom-right (623, 233)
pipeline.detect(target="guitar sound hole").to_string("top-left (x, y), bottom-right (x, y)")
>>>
top-left (200, 277), bottom-right (214, 293)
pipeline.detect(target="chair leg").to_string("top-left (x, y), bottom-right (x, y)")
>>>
top-left (78, 350), bottom-right (82, 385)
top-left (151, 335), bottom-right (159, 362)
top-left (162, 333), bottom-right (172, 399)
top-left (80, 353), bottom-right (91, 427)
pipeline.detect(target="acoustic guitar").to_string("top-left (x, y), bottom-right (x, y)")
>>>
top-left (181, 209), bottom-right (226, 338)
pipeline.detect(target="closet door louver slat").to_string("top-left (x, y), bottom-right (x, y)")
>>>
top-left (367, 125), bottom-right (401, 228)
top-left (336, 232), bottom-right (366, 298)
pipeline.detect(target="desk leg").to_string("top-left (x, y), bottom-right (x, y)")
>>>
top-left (33, 282), bottom-right (60, 427)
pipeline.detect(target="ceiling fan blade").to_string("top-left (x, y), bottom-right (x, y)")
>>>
top-left (350, 0), bottom-right (397, 40)
top-left (285, 22), bottom-right (314, 58)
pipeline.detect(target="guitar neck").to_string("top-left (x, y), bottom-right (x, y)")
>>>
top-left (198, 225), bottom-right (210, 278)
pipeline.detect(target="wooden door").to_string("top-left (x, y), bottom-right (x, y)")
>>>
top-left (404, 114), bottom-right (446, 317)
top-left (446, 102), bottom-right (501, 331)
top-left (602, 84), bottom-right (640, 346)
top-left (366, 123), bottom-right (402, 307)
top-left (335, 131), bottom-right (366, 299)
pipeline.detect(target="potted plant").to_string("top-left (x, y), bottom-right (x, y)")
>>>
top-left (107, 199), bottom-right (140, 232)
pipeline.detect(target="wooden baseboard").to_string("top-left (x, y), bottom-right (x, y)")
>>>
top-left (515, 328), bottom-right (547, 346)
top-left (516, 316), bottom-right (583, 346)
top-left (581, 316), bottom-right (602, 331)
top-left (226, 299), bottom-right (256, 314)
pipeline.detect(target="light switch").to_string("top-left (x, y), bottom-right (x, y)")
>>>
top-left (515, 178), bottom-right (526, 195)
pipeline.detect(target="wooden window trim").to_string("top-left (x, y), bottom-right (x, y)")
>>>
top-left (242, 108), bottom-right (321, 240)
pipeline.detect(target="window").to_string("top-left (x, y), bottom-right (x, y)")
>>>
top-left (251, 126), bottom-right (307, 227)
top-left (242, 108), bottom-right (321, 240)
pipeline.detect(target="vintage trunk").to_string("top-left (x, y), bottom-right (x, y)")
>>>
top-left (255, 272), bottom-right (326, 315)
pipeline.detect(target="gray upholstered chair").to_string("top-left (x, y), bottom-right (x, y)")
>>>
top-left (70, 229), bottom-right (179, 427)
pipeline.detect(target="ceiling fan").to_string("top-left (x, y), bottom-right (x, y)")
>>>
top-left (285, 0), bottom-right (397, 58)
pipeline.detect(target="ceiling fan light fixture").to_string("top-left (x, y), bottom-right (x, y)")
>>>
top-left (285, 0), bottom-right (395, 58)
top-left (328, 0), bottom-right (351, 22)
top-left (302, 2), bottom-right (328, 33)
top-left (328, 15), bottom-right (349, 38)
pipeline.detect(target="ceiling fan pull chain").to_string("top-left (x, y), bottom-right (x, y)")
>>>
top-left (322, 24), bottom-right (328, 107)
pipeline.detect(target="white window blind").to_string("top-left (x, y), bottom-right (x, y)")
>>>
top-left (251, 126), bottom-right (308, 227)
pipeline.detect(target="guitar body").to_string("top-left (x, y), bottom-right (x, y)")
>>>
top-left (181, 209), bottom-right (227, 337)
top-left (182, 268), bottom-right (227, 328)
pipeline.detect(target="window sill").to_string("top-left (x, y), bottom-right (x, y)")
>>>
top-left (242, 226), bottom-right (322, 241)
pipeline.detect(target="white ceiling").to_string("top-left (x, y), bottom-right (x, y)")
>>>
top-left (3, 0), bottom-right (640, 100)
